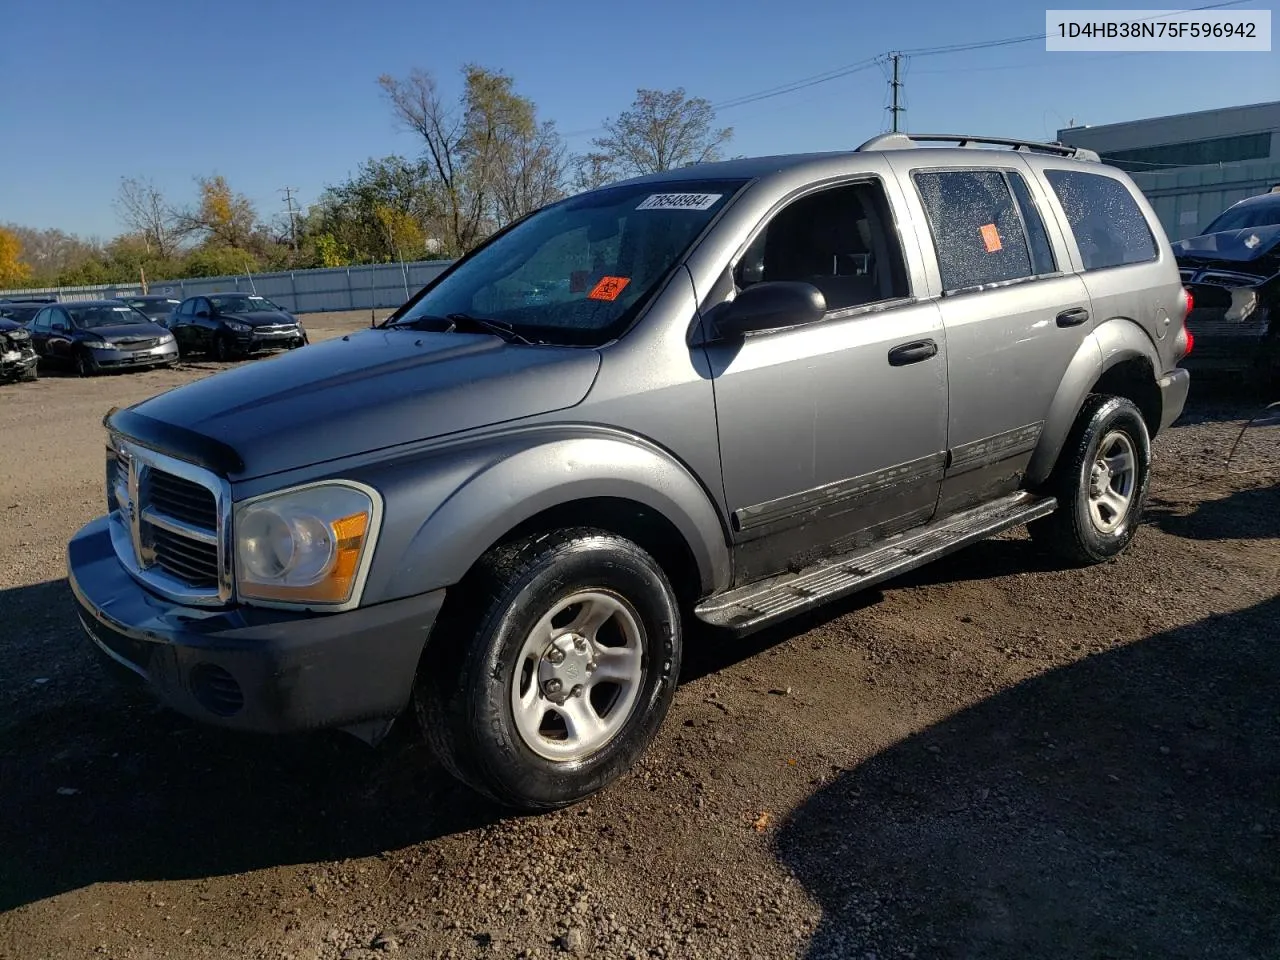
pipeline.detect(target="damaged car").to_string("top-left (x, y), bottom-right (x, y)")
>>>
top-left (1174, 188), bottom-right (1280, 390)
top-left (0, 313), bottom-right (39, 383)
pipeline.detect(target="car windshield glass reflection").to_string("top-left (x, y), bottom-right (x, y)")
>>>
top-left (69, 306), bottom-right (146, 329)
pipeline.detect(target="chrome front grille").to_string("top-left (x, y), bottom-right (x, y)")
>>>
top-left (115, 337), bottom-right (160, 349)
top-left (107, 438), bottom-right (232, 605)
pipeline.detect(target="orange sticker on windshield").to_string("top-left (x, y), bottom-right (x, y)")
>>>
top-left (980, 223), bottom-right (1002, 252)
top-left (588, 276), bottom-right (630, 301)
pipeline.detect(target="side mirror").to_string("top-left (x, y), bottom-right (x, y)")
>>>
top-left (713, 281), bottom-right (827, 338)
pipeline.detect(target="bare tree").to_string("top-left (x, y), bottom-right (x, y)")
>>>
top-left (591, 89), bottom-right (733, 179)
top-left (378, 65), bottom-right (568, 254)
top-left (378, 69), bottom-right (479, 255)
top-left (114, 177), bottom-right (181, 258)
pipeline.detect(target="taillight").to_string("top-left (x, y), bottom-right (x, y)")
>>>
top-left (1175, 287), bottom-right (1194, 359)
top-left (1181, 286), bottom-right (1194, 317)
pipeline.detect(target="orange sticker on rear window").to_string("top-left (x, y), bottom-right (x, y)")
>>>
top-left (980, 223), bottom-right (1002, 252)
top-left (587, 276), bottom-right (630, 301)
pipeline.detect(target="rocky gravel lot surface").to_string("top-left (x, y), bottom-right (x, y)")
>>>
top-left (0, 315), bottom-right (1276, 959)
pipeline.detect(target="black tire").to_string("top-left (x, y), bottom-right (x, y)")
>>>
top-left (211, 334), bottom-right (233, 362)
top-left (1029, 394), bottom-right (1151, 566)
top-left (415, 528), bottom-right (682, 811)
top-left (19, 365), bottom-right (37, 382)
top-left (74, 350), bottom-right (96, 378)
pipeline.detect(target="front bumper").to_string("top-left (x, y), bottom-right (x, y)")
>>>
top-left (90, 341), bottom-right (179, 369)
top-left (0, 346), bottom-right (37, 380)
top-left (1158, 368), bottom-right (1191, 432)
top-left (67, 515), bottom-right (443, 734)
top-left (232, 327), bottom-right (308, 352)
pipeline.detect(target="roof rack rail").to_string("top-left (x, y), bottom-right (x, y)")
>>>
top-left (855, 132), bottom-right (1101, 162)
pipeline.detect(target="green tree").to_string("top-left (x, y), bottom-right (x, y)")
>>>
top-left (590, 88), bottom-right (732, 180)
top-left (182, 175), bottom-right (258, 249)
top-left (305, 155), bottom-right (443, 264)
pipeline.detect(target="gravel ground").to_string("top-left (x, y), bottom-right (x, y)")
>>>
top-left (0, 318), bottom-right (1276, 960)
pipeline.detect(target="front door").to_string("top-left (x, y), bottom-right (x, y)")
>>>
top-left (703, 179), bottom-right (949, 585)
top-left (897, 161), bottom-right (1095, 515)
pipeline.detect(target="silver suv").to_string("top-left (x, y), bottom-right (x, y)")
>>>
top-left (68, 133), bottom-right (1192, 811)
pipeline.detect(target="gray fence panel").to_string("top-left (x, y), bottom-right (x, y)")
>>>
top-left (0, 259), bottom-right (456, 314)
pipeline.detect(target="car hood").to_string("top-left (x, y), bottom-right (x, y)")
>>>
top-left (0, 318), bottom-right (25, 333)
top-left (1173, 224), bottom-right (1280, 273)
top-left (219, 310), bottom-right (297, 327)
top-left (127, 327), bottom-right (602, 479)
top-left (88, 323), bottom-right (170, 342)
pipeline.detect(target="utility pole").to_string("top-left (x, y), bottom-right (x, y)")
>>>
top-left (279, 186), bottom-right (300, 253)
top-left (888, 53), bottom-right (906, 133)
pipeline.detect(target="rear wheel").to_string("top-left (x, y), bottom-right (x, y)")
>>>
top-left (1030, 395), bottom-right (1151, 565)
top-left (414, 528), bottom-right (682, 811)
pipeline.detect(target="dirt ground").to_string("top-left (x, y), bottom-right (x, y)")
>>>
top-left (0, 312), bottom-right (1276, 960)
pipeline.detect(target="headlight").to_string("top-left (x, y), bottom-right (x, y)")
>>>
top-left (159, 333), bottom-right (175, 344)
top-left (225, 320), bottom-right (251, 333)
top-left (83, 339), bottom-right (114, 350)
top-left (1224, 288), bottom-right (1259, 323)
top-left (234, 481), bottom-right (381, 607)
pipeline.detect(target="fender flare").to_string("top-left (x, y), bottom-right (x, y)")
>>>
top-left (366, 428), bottom-right (733, 604)
top-left (1025, 318), bottom-right (1161, 487)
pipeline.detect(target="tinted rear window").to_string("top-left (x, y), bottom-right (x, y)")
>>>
top-left (1043, 170), bottom-right (1158, 271)
top-left (913, 170), bottom-right (1035, 291)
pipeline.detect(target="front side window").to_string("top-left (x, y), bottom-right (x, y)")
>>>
top-left (1043, 169), bottom-right (1157, 271)
top-left (392, 179), bottom-right (748, 345)
top-left (733, 181), bottom-right (910, 311)
top-left (31, 308), bottom-right (51, 332)
top-left (914, 169), bottom-right (1035, 292)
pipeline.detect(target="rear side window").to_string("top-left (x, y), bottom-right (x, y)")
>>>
top-left (1043, 170), bottom-right (1157, 271)
top-left (913, 170), bottom-right (1035, 292)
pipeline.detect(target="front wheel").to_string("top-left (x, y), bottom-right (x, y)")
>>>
top-left (211, 334), bottom-right (233, 363)
top-left (74, 350), bottom-right (96, 378)
top-left (1030, 394), bottom-right (1152, 565)
top-left (415, 528), bottom-right (682, 811)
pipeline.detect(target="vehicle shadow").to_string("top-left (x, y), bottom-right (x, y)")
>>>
top-left (775, 593), bottom-right (1280, 960)
top-left (1146, 480), bottom-right (1280, 541)
top-left (0, 579), bottom-right (502, 913)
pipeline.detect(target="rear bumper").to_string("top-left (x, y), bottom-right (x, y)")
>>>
top-left (1158, 368), bottom-right (1191, 432)
top-left (67, 516), bottom-right (443, 734)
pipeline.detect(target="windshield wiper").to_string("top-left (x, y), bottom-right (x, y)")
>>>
top-left (389, 312), bottom-right (534, 344)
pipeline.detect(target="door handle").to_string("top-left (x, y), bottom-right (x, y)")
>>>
top-left (1056, 307), bottom-right (1090, 327)
top-left (887, 339), bottom-right (939, 366)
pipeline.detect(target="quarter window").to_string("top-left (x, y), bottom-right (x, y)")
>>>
top-left (1043, 169), bottom-right (1158, 271)
top-left (913, 170), bottom-right (1034, 292)
top-left (1007, 172), bottom-right (1057, 276)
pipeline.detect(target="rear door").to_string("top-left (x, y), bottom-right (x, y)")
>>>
top-left (889, 156), bottom-right (1094, 515)
top-left (1035, 165), bottom-right (1178, 373)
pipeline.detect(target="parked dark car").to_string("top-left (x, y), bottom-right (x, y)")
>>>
top-left (122, 295), bottom-right (181, 328)
top-left (1173, 188), bottom-right (1280, 389)
top-left (169, 293), bottom-right (308, 361)
top-left (27, 300), bottom-right (179, 376)
top-left (0, 314), bottom-right (38, 383)
top-left (0, 300), bottom-right (48, 327)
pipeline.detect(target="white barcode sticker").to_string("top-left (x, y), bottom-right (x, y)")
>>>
top-left (636, 193), bottom-right (723, 211)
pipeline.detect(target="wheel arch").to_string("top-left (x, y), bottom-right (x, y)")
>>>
top-left (367, 431), bottom-right (734, 607)
top-left (1026, 318), bottom-right (1163, 487)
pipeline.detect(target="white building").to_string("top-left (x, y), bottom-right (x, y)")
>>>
top-left (1057, 100), bottom-right (1280, 239)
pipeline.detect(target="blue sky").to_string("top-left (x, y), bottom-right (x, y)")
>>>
top-left (1, 0), bottom-right (1273, 238)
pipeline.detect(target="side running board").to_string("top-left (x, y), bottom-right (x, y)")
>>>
top-left (695, 491), bottom-right (1058, 634)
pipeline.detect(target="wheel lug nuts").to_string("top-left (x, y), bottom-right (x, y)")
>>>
top-left (570, 685), bottom-right (584, 698)
top-left (586, 661), bottom-right (597, 673)
top-left (545, 678), bottom-right (562, 694)
top-left (573, 637), bottom-right (587, 652)
top-left (547, 648), bottom-right (565, 664)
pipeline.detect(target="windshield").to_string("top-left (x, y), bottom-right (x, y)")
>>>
top-left (391, 179), bottom-right (747, 345)
top-left (1202, 198), bottom-right (1280, 234)
top-left (69, 305), bottom-right (149, 329)
top-left (210, 294), bottom-right (282, 313)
